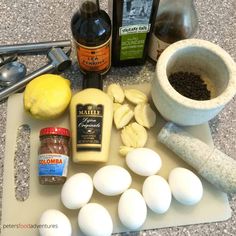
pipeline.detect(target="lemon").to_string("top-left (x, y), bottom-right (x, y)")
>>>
top-left (24, 74), bottom-right (72, 120)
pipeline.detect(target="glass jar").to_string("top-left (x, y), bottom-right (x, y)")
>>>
top-left (38, 127), bottom-right (70, 185)
top-left (148, 0), bottom-right (198, 62)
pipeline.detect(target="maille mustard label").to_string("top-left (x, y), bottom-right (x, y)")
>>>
top-left (76, 104), bottom-right (103, 152)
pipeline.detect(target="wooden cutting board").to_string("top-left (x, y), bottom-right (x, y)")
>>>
top-left (1, 84), bottom-right (231, 236)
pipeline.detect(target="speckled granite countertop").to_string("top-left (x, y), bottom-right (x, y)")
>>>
top-left (0, 0), bottom-right (236, 235)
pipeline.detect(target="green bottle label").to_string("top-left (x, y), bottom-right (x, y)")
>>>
top-left (120, 33), bottom-right (147, 60)
top-left (119, 0), bottom-right (153, 60)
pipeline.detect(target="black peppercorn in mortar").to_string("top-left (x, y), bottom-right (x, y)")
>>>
top-left (38, 127), bottom-right (70, 185)
top-left (168, 72), bottom-right (211, 100)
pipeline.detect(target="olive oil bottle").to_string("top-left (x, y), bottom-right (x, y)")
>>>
top-left (110, 0), bottom-right (160, 66)
top-left (71, 0), bottom-right (111, 74)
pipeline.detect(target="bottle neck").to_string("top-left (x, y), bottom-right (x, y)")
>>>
top-left (80, 0), bottom-right (100, 17)
top-left (82, 73), bottom-right (103, 90)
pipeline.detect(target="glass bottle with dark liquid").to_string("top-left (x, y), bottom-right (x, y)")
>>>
top-left (71, 0), bottom-right (111, 75)
top-left (148, 0), bottom-right (198, 62)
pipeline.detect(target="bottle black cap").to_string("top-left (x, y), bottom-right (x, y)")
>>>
top-left (82, 72), bottom-right (103, 90)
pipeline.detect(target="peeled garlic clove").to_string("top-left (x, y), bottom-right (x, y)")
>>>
top-left (119, 146), bottom-right (134, 156)
top-left (114, 104), bottom-right (134, 129)
top-left (124, 89), bottom-right (148, 104)
top-left (107, 84), bottom-right (125, 103)
top-left (113, 103), bottom-right (122, 113)
top-left (121, 122), bottom-right (148, 148)
top-left (134, 103), bottom-right (156, 129)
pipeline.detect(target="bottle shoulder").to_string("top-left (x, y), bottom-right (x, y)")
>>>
top-left (71, 10), bottom-right (111, 46)
top-left (71, 88), bottom-right (112, 104)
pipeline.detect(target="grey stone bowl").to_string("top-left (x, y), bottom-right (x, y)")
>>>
top-left (151, 39), bottom-right (236, 126)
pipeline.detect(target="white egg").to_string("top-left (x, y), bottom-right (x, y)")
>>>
top-left (142, 175), bottom-right (172, 214)
top-left (78, 203), bottom-right (113, 236)
top-left (118, 189), bottom-right (147, 230)
top-left (168, 167), bottom-right (203, 206)
top-left (61, 173), bottom-right (93, 209)
top-left (93, 165), bottom-right (132, 196)
top-left (126, 148), bottom-right (162, 176)
top-left (39, 209), bottom-right (72, 236)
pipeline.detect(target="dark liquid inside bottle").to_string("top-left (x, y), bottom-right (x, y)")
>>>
top-left (71, 0), bottom-right (111, 74)
top-left (148, 1), bottom-right (198, 62)
top-left (154, 12), bottom-right (192, 44)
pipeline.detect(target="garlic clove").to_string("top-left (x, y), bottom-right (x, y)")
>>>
top-left (119, 146), bottom-right (134, 156)
top-left (114, 104), bottom-right (134, 129)
top-left (134, 103), bottom-right (156, 129)
top-left (124, 89), bottom-right (148, 104)
top-left (121, 122), bottom-right (148, 148)
top-left (107, 84), bottom-right (125, 103)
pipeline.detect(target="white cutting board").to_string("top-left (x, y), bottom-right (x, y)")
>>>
top-left (1, 84), bottom-right (231, 236)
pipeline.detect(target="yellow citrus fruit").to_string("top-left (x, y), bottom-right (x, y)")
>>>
top-left (23, 74), bottom-right (72, 120)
